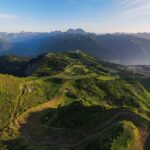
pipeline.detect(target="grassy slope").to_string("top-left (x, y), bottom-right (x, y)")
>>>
top-left (0, 51), bottom-right (150, 150)
top-left (76, 121), bottom-right (141, 150)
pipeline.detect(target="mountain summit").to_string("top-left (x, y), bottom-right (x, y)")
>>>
top-left (66, 28), bottom-right (87, 34)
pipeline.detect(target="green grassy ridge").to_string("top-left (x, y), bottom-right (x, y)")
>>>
top-left (17, 78), bottom-right (62, 115)
top-left (75, 121), bottom-right (139, 150)
top-left (0, 55), bottom-right (29, 76)
top-left (111, 121), bottom-right (139, 150)
top-left (0, 51), bottom-right (150, 149)
top-left (0, 75), bottom-right (62, 135)
top-left (0, 74), bottom-right (23, 129)
top-left (25, 52), bottom-right (76, 76)
top-left (59, 77), bottom-right (150, 118)
top-left (10, 107), bottom-right (143, 150)
top-left (1, 73), bottom-right (148, 148)
top-left (39, 101), bottom-right (148, 132)
top-left (4, 101), bottom-right (147, 150)
top-left (24, 50), bottom-right (115, 77)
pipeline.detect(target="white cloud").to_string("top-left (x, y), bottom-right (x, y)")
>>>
top-left (0, 14), bottom-right (18, 19)
top-left (124, 5), bottom-right (150, 16)
top-left (116, 0), bottom-right (150, 17)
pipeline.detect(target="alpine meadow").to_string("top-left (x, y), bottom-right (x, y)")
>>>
top-left (1, 0), bottom-right (150, 150)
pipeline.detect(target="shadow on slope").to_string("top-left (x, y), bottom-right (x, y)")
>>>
top-left (4, 101), bottom-right (150, 150)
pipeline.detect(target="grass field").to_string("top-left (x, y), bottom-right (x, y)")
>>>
top-left (0, 51), bottom-right (150, 150)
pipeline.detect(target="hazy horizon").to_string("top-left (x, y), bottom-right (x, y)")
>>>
top-left (0, 0), bottom-right (150, 33)
top-left (0, 28), bottom-right (150, 34)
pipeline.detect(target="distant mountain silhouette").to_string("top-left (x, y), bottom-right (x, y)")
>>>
top-left (1, 30), bottom-right (150, 65)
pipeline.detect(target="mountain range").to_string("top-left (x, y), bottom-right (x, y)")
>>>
top-left (1, 29), bottom-right (150, 65)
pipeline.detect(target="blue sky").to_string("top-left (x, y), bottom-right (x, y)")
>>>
top-left (0, 0), bottom-right (150, 33)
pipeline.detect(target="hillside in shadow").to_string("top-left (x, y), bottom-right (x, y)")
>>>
top-left (4, 102), bottom-right (150, 150)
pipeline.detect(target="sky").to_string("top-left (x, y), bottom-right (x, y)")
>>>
top-left (0, 0), bottom-right (150, 33)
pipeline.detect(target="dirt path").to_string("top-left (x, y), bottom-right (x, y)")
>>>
top-left (12, 82), bottom-right (150, 149)
top-left (15, 95), bottom-right (62, 127)
top-left (16, 106), bottom-right (150, 148)
top-left (15, 81), bottom-right (67, 128)
top-left (71, 111), bottom-right (148, 148)
top-left (9, 83), bottom-right (26, 127)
